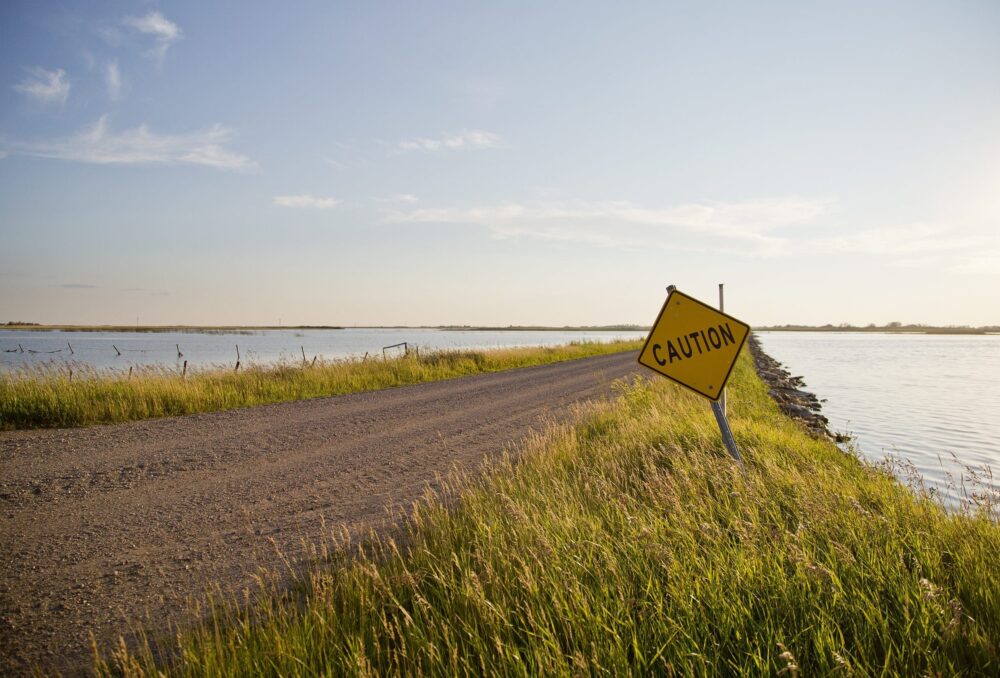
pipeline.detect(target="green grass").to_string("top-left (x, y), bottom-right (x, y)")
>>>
top-left (0, 340), bottom-right (641, 430)
top-left (99, 353), bottom-right (1000, 676)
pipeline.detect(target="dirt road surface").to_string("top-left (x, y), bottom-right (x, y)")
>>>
top-left (1, 351), bottom-right (642, 675)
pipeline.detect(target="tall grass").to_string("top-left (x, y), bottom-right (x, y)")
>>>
top-left (101, 355), bottom-right (1000, 676)
top-left (0, 341), bottom-right (641, 430)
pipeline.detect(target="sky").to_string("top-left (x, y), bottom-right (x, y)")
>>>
top-left (1, 1), bottom-right (998, 327)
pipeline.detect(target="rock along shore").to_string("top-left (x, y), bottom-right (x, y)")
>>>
top-left (747, 333), bottom-right (849, 443)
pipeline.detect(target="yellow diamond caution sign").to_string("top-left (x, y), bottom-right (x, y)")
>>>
top-left (638, 289), bottom-right (750, 401)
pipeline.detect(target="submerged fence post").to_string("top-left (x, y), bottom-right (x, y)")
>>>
top-left (235, 344), bottom-right (240, 372)
top-left (382, 342), bottom-right (408, 360)
top-left (113, 344), bottom-right (121, 357)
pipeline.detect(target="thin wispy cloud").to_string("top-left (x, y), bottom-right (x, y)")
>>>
top-left (950, 250), bottom-right (1000, 276)
top-left (815, 224), bottom-right (988, 256)
top-left (6, 116), bottom-right (254, 170)
top-left (272, 194), bottom-right (340, 209)
top-left (14, 67), bottom-right (70, 105)
top-left (124, 11), bottom-right (182, 61)
top-left (61, 283), bottom-right (97, 289)
top-left (802, 222), bottom-right (998, 275)
top-left (383, 197), bottom-right (828, 255)
top-left (383, 198), bottom-right (996, 269)
top-left (376, 193), bottom-right (419, 204)
top-left (105, 60), bottom-right (122, 100)
top-left (396, 130), bottom-right (502, 153)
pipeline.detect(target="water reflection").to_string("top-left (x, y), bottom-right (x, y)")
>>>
top-left (0, 328), bottom-right (646, 373)
top-left (756, 332), bottom-right (1000, 509)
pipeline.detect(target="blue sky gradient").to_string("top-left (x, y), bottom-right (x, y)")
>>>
top-left (2, 1), bottom-right (998, 326)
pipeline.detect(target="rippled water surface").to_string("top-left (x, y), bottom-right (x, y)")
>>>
top-left (0, 328), bottom-right (645, 373)
top-left (756, 332), bottom-right (1000, 506)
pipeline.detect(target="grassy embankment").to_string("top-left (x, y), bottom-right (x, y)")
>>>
top-left (0, 340), bottom-right (640, 430)
top-left (101, 353), bottom-right (999, 676)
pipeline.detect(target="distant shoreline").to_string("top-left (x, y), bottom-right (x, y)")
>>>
top-left (3, 323), bottom-right (996, 335)
top-left (0, 324), bottom-right (648, 334)
top-left (0, 325), bottom-right (346, 333)
top-left (755, 325), bottom-right (999, 335)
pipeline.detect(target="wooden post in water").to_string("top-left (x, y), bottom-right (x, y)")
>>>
top-left (182, 360), bottom-right (187, 379)
top-left (113, 344), bottom-right (121, 357)
top-left (235, 344), bottom-right (241, 372)
top-left (67, 342), bottom-right (74, 355)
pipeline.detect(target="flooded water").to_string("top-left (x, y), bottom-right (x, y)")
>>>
top-left (0, 328), bottom-right (646, 373)
top-left (756, 332), bottom-right (1000, 508)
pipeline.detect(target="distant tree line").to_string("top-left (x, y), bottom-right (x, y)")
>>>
top-left (756, 322), bottom-right (999, 334)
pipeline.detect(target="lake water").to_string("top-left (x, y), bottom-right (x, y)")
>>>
top-left (756, 332), bottom-right (1000, 508)
top-left (0, 328), bottom-right (646, 373)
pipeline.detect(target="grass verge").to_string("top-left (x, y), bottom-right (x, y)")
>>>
top-left (0, 340), bottom-right (640, 430)
top-left (100, 353), bottom-right (1000, 676)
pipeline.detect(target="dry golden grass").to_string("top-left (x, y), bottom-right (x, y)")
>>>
top-left (1, 340), bottom-right (641, 429)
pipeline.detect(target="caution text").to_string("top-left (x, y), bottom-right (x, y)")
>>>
top-left (651, 323), bottom-right (737, 366)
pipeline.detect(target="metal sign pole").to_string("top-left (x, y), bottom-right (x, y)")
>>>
top-left (719, 283), bottom-right (726, 417)
top-left (660, 283), bottom-right (743, 466)
top-left (711, 399), bottom-right (743, 465)
top-left (715, 282), bottom-right (742, 465)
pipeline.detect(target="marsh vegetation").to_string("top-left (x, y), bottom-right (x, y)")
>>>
top-left (0, 340), bottom-right (642, 429)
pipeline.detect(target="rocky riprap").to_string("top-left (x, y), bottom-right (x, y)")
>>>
top-left (747, 333), bottom-right (849, 443)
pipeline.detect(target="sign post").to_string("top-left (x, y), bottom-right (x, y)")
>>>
top-left (710, 399), bottom-right (741, 463)
top-left (637, 286), bottom-right (750, 464)
top-left (718, 283), bottom-right (726, 417)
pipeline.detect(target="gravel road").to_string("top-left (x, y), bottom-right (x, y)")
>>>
top-left (0, 350), bottom-right (642, 675)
